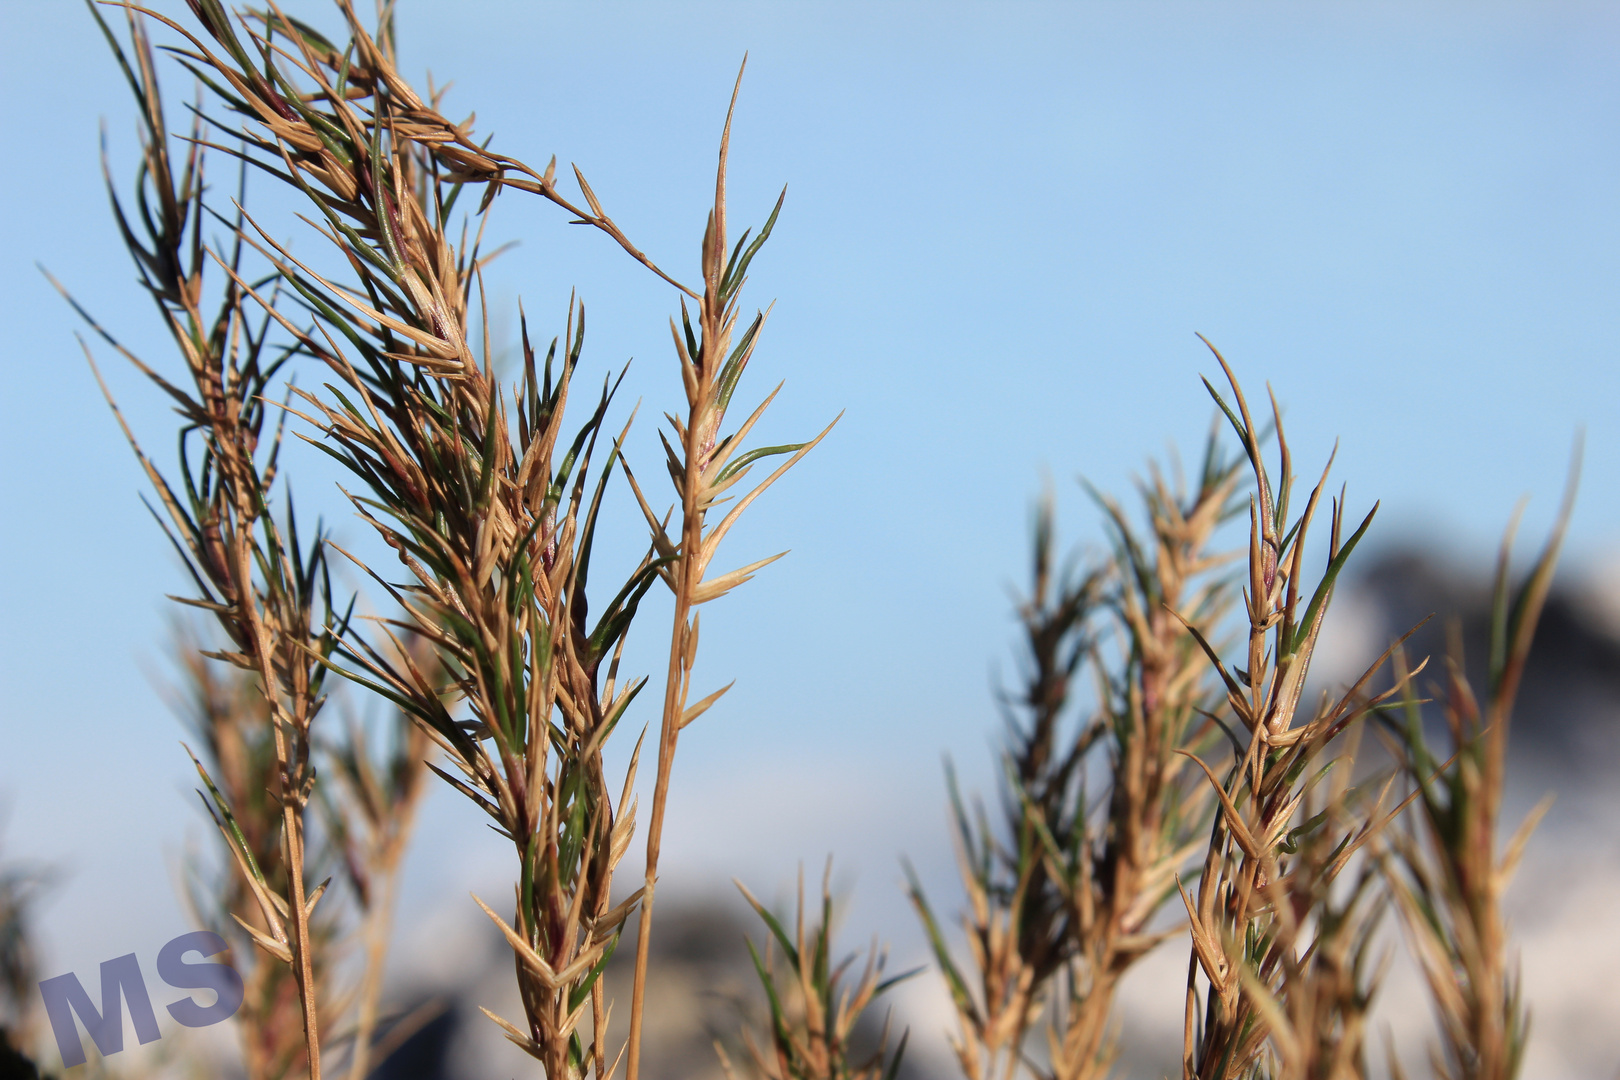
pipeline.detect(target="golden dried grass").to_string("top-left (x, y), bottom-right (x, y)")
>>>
top-left (48, 4), bottom-right (1580, 1079)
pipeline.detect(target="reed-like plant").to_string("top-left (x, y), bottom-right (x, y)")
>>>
top-left (1225, 721), bottom-right (1393, 1080)
top-left (72, 3), bottom-right (828, 1078)
top-left (1044, 426), bottom-right (1244, 1080)
top-left (909, 417), bottom-right (1241, 1080)
top-left (907, 504), bottom-right (1106, 1080)
top-left (321, 637), bottom-right (440, 1080)
top-left (59, 6), bottom-right (350, 1074)
top-left (62, 5), bottom-right (1583, 1078)
top-left (182, 633), bottom-right (438, 1080)
top-left (62, 12), bottom-right (439, 1053)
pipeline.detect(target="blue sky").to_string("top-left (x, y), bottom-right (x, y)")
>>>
top-left (1, 0), bottom-right (1617, 1028)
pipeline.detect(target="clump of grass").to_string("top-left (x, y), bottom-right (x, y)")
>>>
top-left (908, 409), bottom-right (1242, 1079)
top-left (728, 866), bottom-right (910, 1080)
top-left (906, 343), bottom-right (1577, 1080)
top-left (67, 4), bottom-right (1583, 1078)
top-left (74, 2), bottom-right (828, 1077)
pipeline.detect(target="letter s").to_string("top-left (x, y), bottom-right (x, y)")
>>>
top-left (156, 932), bottom-right (244, 1028)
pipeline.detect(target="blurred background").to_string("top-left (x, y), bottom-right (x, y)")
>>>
top-left (1, 1), bottom-right (1617, 1077)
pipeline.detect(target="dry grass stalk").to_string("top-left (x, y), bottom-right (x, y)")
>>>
top-left (908, 507), bottom-right (1106, 1080)
top-left (1173, 345), bottom-right (1427, 1080)
top-left (62, 6), bottom-right (354, 1073)
top-left (727, 867), bottom-right (909, 1080)
top-left (910, 427), bottom-right (1241, 1080)
top-left (1379, 456), bottom-right (1578, 1080)
top-left (1044, 430), bottom-right (1244, 1080)
top-left (97, 3), bottom-right (825, 1076)
top-left (619, 72), bottom-right (836, 1080)
top-left (168, 630), bottom-right (343, 1080)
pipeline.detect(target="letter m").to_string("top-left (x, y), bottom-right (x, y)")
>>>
top-left (38, 954), bottom-right (162, 1068)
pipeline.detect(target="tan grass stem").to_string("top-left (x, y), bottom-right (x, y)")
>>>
top-left (626, 61), bottom-right (833, 1080)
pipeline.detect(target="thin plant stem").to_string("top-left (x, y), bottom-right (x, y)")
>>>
top-left (628, 70), bottom-right (740, 1080)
